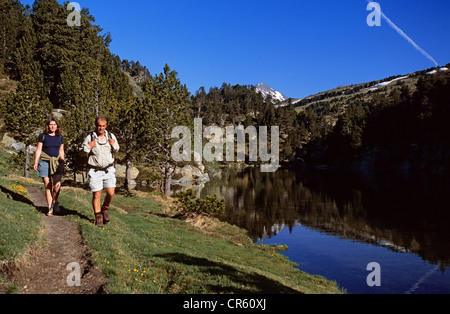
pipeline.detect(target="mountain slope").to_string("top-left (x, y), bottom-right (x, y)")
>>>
top-left (255, 83), bottom-right (288, 103)
top-left (291, 65), bottom-right (450, 115)
top-left (297, 64), bottom-right (450, 175)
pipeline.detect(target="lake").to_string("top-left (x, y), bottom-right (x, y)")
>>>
top-left (199, 165), bottom-right (450, 294)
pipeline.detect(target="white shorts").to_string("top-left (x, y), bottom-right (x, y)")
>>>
top-left (87, 167), bottom-right (117, 192)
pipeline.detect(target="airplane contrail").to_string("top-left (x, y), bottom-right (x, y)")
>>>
top-left (367, 1), bottom-right (439, 67)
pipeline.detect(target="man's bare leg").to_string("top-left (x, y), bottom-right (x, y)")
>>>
top-left (101, 187), bottom-right (115, 223)
top-left (93, 190), bottom-right (103, 226)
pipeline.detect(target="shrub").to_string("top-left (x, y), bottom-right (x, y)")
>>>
top-left (176, 189), bottom-right (225, 217)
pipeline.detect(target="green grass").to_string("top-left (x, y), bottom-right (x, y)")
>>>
top-left (0, 175), bottom-right (44, 293)
top-left (0, 178), bottom-right (43, 263)
top-left (58, 188), bottom-right (344, 294)
top-left (0, 144), bottom-right (343, 294)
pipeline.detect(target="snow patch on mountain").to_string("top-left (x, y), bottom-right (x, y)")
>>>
top-left (255, 83), bottom-right (289, 103)
top-left (364, 76), bottom-right (409, 91)
top-left (427, 67), bottom-right (448, 75)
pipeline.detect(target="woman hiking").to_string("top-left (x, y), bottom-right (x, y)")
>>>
top-left (33, 117), bottom-right (65, 216)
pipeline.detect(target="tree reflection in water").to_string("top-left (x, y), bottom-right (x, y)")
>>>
top-left (201, 165), bottom-right (450, 271)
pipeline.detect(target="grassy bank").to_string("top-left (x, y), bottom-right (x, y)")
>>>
top-left (0, 175), bottom-right (44, 293)
top-left (0, 146), bottom-right (44, 268)
top-left (58, 187), bottom-right (343, 294)
top-left (0, 179), bottom-right (42, 261)
top-left (0, 144), bottom-right (343, 294)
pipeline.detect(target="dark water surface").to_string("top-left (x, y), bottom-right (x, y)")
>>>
top-left (199, 165), bottom-right (450, 294)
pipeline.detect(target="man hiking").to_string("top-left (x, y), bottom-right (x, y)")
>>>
top-left (82, 116), bottom-right (120, 227)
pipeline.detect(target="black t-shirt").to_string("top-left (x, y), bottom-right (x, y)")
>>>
top-left (39, 134), bottom-right (64, 158)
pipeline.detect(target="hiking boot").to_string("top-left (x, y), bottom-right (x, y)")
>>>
top-left (95, 213), bottom-right (103, 227)
top-left (53, 200), bottom-right (60, 214)
top-left (101, 204), bottom-right (111, 224)
top-left (47, 206), bottom-right (53, 217)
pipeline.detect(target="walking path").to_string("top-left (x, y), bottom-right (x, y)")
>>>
top-left (15, 186), bottom-right (108, 294)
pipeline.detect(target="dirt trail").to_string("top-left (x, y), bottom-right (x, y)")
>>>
top-left (15, 186), bottom-right (108, 294)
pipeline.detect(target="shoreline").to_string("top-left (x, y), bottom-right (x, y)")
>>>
top-left (0, 173), bottom-right (344, 294)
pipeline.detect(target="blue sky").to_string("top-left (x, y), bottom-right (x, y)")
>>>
top-left (21, 0), bottom-right (450, 98)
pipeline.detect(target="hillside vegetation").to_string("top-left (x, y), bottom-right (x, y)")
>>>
top-left (2, 0), bottom-right (449, 187)
top-left (295, 68), bottom-right (450, 174)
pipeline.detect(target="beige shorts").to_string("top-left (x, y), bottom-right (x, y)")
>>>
top-left (87, 167), bottom-right (116, 192)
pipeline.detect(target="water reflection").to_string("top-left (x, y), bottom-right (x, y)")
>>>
top-left (200, 165), bottom-right (450, 271)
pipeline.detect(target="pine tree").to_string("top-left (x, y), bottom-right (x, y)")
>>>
top-left (141, 64), bottom-right (191, 196)
top-left (109, 97), bottom-right (145, 191)
top-left (31, 0), bottom-right (75, 106)
top-left (1, 74), bottom-right (52, 177)
top-left (192, 86), bottom-right (208, 119)
top-left (0, 0), bottom-right (24, 74)
top-left (57, 5), bottom-right (132, 177)
top-left (14, 13), bottom-right (44, 96)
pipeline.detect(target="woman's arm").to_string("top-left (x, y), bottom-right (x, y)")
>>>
top-left (59, 144), bottom-right (65, 173)
top-left (33, 142), bottom-right (43, 172)
top-left (59, 144), bottom-right (65, 161)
